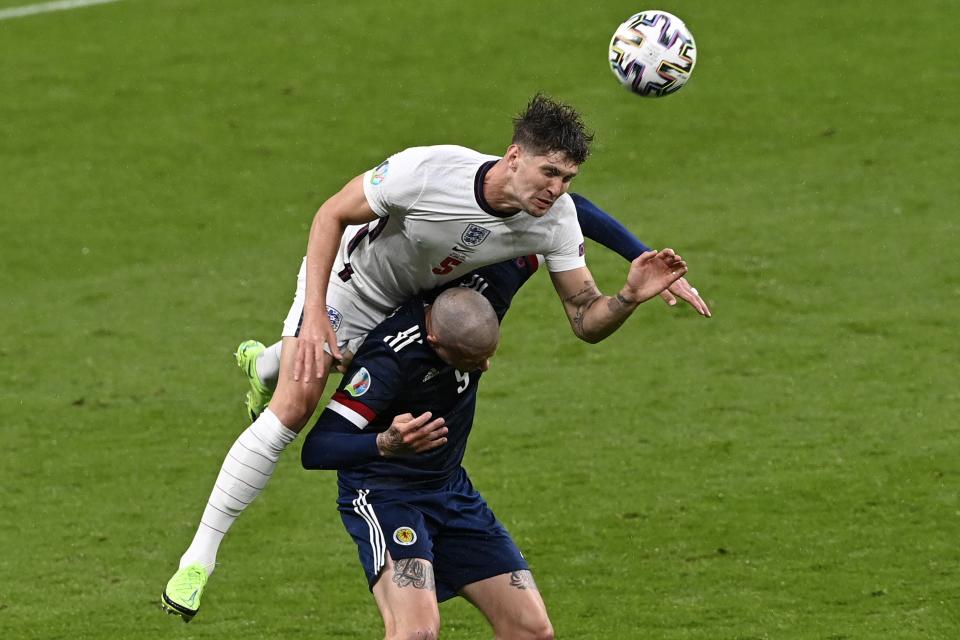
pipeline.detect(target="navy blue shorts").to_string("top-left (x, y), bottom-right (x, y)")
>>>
top-left (337, 468), bottom-right (528, 602)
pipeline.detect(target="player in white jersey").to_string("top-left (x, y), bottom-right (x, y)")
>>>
top-left (162, 95), bottom-right (689, 621)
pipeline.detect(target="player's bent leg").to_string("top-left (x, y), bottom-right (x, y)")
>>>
top-left (460, 570), bottom-right (554, 640)
top-left (164, 338), bottom-right (325, 620)
top-left (266, 336), bottom-right (333, 432)
top-left (372, 553), bottom-right (441, 640)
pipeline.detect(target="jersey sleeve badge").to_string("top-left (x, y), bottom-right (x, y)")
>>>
top-left (345, 367), bottom-right (371, 397)
top-left (370, 160), bottom-right (389, 185)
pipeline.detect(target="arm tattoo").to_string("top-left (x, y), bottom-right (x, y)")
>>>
top-left (509, 570), bottom-right (538, 591)
top-left (615, 292), bottom-right (634, 307)
top-left (377, 427), bottom-right (403, 457)
top-left (564, 281), bottom-right (602, 338)
top-left (392, 558), bottom-right (436, 591)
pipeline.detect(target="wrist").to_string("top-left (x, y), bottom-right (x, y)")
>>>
top-left (616, 289), bottom-right (638, 308)
top-left (376, 432), bottom-right (388, 457)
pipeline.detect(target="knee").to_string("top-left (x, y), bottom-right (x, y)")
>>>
top-left (270, 386), bottom-right (324, 429)
top-left (509, 617), bottom-right (554, 640)
top-left (530, 622), bottom-right (555, 640)
top-left (387, 623), bottom-right (440, 640)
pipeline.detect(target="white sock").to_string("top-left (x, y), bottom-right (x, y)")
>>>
top-left (179, 409), bottom-right (297, 575)
top-left (256, 341), bottom-right (283, 388)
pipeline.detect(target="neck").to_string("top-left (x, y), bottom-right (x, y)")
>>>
top-left (482, 159), bottom-right (522, 214)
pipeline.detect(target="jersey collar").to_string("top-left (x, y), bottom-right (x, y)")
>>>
top-left (474, 160), bottom-right (521, 219)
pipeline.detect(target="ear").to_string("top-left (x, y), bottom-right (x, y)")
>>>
top-left (425, 334), bottom-right (440, 348)
top-left (504, 144), bottom-right (522, 169)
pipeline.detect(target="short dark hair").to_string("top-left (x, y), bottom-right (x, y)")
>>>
top-left (512, 94), bottom-right (593, 165)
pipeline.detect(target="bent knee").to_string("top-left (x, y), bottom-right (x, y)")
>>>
top-left (269, 386), bottom-right (325, 429)
top-left (388, 625), bottom-right (439, 640)
top-left (530, 622), bottom-right (555, 640)
top-left (510, 618), bottom-right (554, 640)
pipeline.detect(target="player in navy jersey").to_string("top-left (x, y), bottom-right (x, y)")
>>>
top-left (161, 187), bottom-right (709, 623)
top-left (301, 285), bottom-right (552, 639)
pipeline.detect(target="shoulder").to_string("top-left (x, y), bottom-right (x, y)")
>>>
top-left (550, 193), bottom-right (578, 219)
top-left (366, 299), bottom-right (429, 356)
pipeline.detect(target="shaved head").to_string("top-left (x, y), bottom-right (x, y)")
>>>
top-left (427, 288), bottom-right (499, 370)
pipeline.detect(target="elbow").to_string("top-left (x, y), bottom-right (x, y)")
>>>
top-left (300, 446), bottom-right (317, 470)
top-left (300, 436), bottom-right (327, 470)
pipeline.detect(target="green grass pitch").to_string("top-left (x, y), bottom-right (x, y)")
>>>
top-left (2, 0), bottom-right (958, 638)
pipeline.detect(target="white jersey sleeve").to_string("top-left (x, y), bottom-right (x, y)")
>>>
top-left (542, 195), bottom-right (587, 273)
top-left (362, 147), bottom-right (431, 218)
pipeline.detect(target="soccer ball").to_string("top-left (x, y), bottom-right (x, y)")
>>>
top-left (608, 11), bottom-right (697, 97)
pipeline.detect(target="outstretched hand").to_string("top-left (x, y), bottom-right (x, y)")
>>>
top-left (293, 312), bottom-right (343, 382)
top-left (377, 412), bottom-right (448, 457)
top-left (659, 276), bottom-right (711, 317)
top-left (621, 249), bottom-right (687, 304)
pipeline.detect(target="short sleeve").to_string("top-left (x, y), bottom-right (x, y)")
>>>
top-left (362, 147), bottom-right (430, 218)
top-left (543, 195), bottom-right (588, 273)
top-left (324, 340), bottom-right (403, 430)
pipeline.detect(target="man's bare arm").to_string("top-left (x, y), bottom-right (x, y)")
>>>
top-left (296, 174), bottom-right (379, 381)
top-left (550, 249), bottom-right (687, 343)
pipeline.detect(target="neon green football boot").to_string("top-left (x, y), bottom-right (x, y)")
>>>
top-left (161, 563), bottom-right (208, 622)
top-left (236, 339), bottom-right (272, 421)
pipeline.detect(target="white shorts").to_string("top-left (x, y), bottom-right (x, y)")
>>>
top-left (282, 258), bottom-right (391, 355)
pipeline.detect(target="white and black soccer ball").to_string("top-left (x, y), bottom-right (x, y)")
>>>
top-left (608, 10), bottom-right (697, 97)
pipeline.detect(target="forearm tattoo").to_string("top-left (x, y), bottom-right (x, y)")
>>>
top-left (392, 558), bottom-right (436, 591)
top-left (564, 280), bottom-right (602, 338)
top-left (377, 427), bottom-right (403, 456)
top-left (509, 570), bottom-right (538, 591)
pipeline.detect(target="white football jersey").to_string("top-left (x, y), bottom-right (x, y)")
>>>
top-left (333, 145), bottom-right (586, 310)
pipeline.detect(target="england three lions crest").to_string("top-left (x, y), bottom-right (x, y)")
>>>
top-left (461, 224), bottom-right (491, 247)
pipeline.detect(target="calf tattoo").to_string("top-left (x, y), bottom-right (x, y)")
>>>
top-left (392, 558), bottom-right (436, 591)
top-left (509, 570), bottom-right (538, 591)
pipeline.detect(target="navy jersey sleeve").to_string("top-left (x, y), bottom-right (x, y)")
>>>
top-left (301, 339), bottom-right (404, 470)
top-left (571, 193), bottom-right (653, 261)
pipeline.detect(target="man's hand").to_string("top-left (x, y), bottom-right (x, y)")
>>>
top-left (658, 276), bottom-right (711, 317)
top-left (293, 312), bottom-right (343, 382)
top-left (620, 249), bottom-right (687, 305)
top-left (335, 350), bottom-right (356, 374)
top-left (377, 412), bottom-right (448, 457)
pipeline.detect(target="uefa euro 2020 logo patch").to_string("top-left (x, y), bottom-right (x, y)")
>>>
top-left (346, 367), bottom-right (371, 398)
top-left (461, 223), bottom-right (491, 247)
top-left (370, 160), bottom-right (389, 186)
top-left (393, 527), bottom-right (417, 546)
top-left (326, 306), bottom-right (343, 332)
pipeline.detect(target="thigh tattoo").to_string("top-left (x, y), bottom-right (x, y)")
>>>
top-left (509, 570), bottom-right (538, 591)
top-left (391, 558), bottom-right (436, 591)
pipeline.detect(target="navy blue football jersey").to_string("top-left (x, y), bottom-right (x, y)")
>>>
top-left (302, 255), bottom-right (539, 490)
top-left (301, 193), bottom-right (653, 486)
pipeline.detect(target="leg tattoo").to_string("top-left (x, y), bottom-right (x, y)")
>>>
top-left (391, 558), bottom-right (436, 591)
top-left (509, 570), bottom-right (538, 591)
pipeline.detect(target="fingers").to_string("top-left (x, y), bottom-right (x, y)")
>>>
top-left (293, 341), bottom-right (309, 382)
top-left (681, 286), bottom-right (711, 317)
top-left (400, 411), bottom-right (433, 429)
top-left (325, 325), bottom-right (343, 364)
top-left (659, 288), bottom-right (678, 307)
top-left (658, 248), bottom-right (686, 273)
top-left (636, 250), bottom-right (657, 266)
top-left (668, 277), bottom-right (712, 317)
top-left (394, 412), bottom-right (448, 452)
top-left (413, 419), bottom-right (449, 452)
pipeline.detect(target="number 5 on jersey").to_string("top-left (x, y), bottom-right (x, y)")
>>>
top-left (432, 256), bottom-right (462, 275)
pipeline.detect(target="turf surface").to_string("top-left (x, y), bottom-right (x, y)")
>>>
top-left (2, 0), bottom-right (958, 638)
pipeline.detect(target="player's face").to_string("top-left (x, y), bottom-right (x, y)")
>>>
top-left (511, 147), bottom-right (579, 217)
top-left (433, 343), bottom-right (495, 373)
